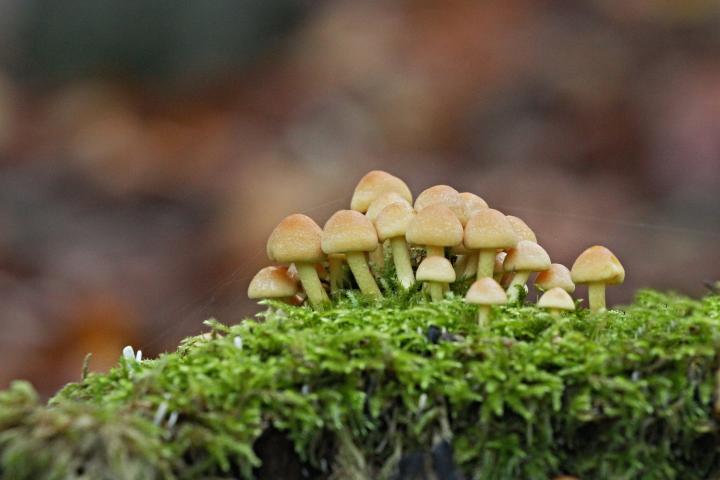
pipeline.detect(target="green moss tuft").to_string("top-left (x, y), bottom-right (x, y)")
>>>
top-left (2, 290), bottom-right (720, 479)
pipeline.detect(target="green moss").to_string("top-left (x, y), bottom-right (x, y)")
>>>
top-left (2, 288), bottom-right (720, 479)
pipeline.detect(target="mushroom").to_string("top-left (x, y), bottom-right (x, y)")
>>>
top-left (267, 214), bottom-right (329, 308)
top-left (502, 240), bottom-right (551, 302)
top-left (570, 246), bottom-right (625, 312)
top-left (406, 204), bottom-right (464, 258)
top-left (493, 251), bottom-right (507, 282)
top-left (535, 263), bottom-right (575, 293)
top-left (465, 277), bottom-right (507, 326)
top-left (506, 215), bottom-right (537, 243)
top-left (365, 192), bottom-right (411, 268)
top-left (463, 208), bottom-right (518, 281)
top-left (414, 185), bottom-right (468, 225)
top-left (454, 192), bottom-right (490, 276)
top-left (327, 253), bottom-right (347, 293)
top-left (416, 256), bottom-right (456, 301)
top-left (537, 287), bottom-right (575, 317)
top-left (374, 201), bottom-right (416, 289)
top-left (459, 192), bottom-right (489, 213)
top-left (351, 170), bottom-right (412, 213)
top-left (248, 266), bottom-right (299, 304)
top-left (322, 210), bottom-right (382, 297)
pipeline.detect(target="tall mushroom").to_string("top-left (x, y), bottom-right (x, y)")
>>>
top-left (267, 214), bottom-right (329, 308)
top-left (465, 277), bottom-right (507, 326)
top-left (571, 246), bottom-right (625, 312)
top-left (414, 185), bottom-right (468, 225)
top-left (463, 209), bottom-right (518, 281)
top-left (416, 256), bottom-right (455, 301)
top-left (351, 170), bottom-right (412, 213)
top-left (322, 210), bottom-right (382, 297)
top-left (506, 215), bottom-right (537, 243)
top-left (406, 204), bottom-right (464, 259)
top-left (365, 192), bottom-right (411, 268)
top-left (538, 287), bottom-right (575, 317)
top-left (248, 266), bottom-right (299, 304)
top-left (502, 240), bottom-right (551, 302)
top-left (374, 201), bottom-right (416, 289)
top-left (535, 263), bottom-right (575, 293)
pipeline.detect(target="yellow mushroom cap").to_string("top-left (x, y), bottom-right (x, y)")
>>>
top-left (414, 185), bottom-right (468, 225)
top-left (267, 214), bottom-right (325, 264)
top-left (459, 192), bottom-right (489, 216)
top-left (366, 192), bottom-right (410, 222)
top-left (538, 287), bottom-right (575, 311)
top-left (416, 256), bottom-right (456, 283)
top-left (351, 170), bottom-right (413, 213)
top-left (321, 210), bottom-right (379, 254)
top-left (465, 277), bottom-right (508, 305)
top-left (463, 209), bottom-right (518, 250)
top-left (406, 204), bottom-right (463, 248)
top-left (503, 240), bottom-right (551, 273)
top-left (506, 215), bottom-right (537, 243)
top-left (248, 266), bottom-right (299, 299)
top-left (374, 201), bottom-right (415, 241)
top-left (494, 252), bottom-right (507, 274)
top-left (536, 263), bottom-right (575, 293)
top-left (571, 246), bottom-right (625, 285)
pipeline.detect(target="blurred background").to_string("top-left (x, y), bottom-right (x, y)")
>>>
top-left (1, 0), bottom-right (719, 396)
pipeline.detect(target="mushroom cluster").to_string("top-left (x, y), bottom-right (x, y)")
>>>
top-left (249, 170), bottom-right (625, 321)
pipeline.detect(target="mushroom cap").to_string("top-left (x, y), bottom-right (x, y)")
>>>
top-left (414, 185), bottom-right (468, 225)
top-left (506, 215), bottom-right (537, 243)
top-left (321, 210), bottom-right (379, 254)
top-left (351, 170), bottom-right (413, 213)
top-left (465, 278), bottom-right (507, 305)
top-left (571, 245), bottom-right (625, 285)
top-left (416, 256), bottom-right (456, 283)
top-left (375, 201), bottom-right (415, 241)
top-left (503, 240), bottom-right (551, 272)
top-left (459, 192), bottom-right (489, 216)
top-left (406, 204), bottom-right (464, 247)
top-left (538, 287), bottom-right (575, 311)
top-left (267, 214), bottom-right (325, 264)
top-left (494, 251), bottom-right (507, 274)
top-left (366, 192), bottom-right (410, 222)
top-left (464, 209), bottom-right (518, 250)
top-left (248, 266), bottom-right (299, 299)
top-left (536, 263), bottom-right (575, 293)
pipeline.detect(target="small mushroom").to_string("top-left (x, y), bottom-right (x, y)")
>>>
top-left (416, 256), bottom-right (456, 301)
top-left (351, 170), bottom-right (412, 213)
top-left (366, 192), bottom-right (411, 268)
top-left (506, 215), bottom-right (537, 243)
top-left (374, 201), bottom-right (416, 289)
top-left (406, 204), bottom-right (464, 258)
top-left (248, 266), bottom-right (299, 304)
top-left (537, 287), bottom-right (575, 317)
top-left (503, 240), bottom-right (551, 302)
top-left (493, 251), bottom-right (507, 282)
top-left (571, 246), bottom-right (625, 312)
top-left (267, 214), bottom-right (329, 308)
top-left (465, 277), bottom-right (507, 326)
top-left (414, 185), bottom-right (468, 225)
top-left (535, 263), bottom-right (575, 293)
top-left (459, 192), bottom-right (489, 213)
top-left (464, 209), bottom-right (518, 281)
top-left (322, 210), bottom-right (382, 297)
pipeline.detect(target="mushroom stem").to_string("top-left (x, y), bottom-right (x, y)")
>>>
top-left (296, 263), bottom-right (329, 307)
top-left (369, 245), bottom-right (384, 269)
top-left (549, 309), bottom-right (561, 318)
top-left (477, 249), bottom-right (495, 280)
top-left (328, 254), bottom-right (345, 293)
top-left (478, 305), bottom-right (490, 327)
top-left (453, 255), bottom-right (468, 277)
top-left (346, 251), bottom-right (383, 297)
top-left (588, 282), bottom-right (606, 311)
top-left (506, 271), bottom-right (530, 302)
top-left (464, 252), bottom-right (478, 277)
top-left (426, 246), bottom-right (444, 258)
top-left (428, 282), bottom-right (443, 301)
top-left (390, 237), bottom-right (415, 289)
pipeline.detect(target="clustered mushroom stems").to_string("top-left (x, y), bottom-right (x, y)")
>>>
top-left (250, 171), bottom-right (625, 317)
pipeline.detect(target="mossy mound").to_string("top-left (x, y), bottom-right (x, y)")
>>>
top-left (2, 290), bottom-right (720, 479)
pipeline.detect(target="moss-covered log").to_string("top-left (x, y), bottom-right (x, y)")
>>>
top-left (2, 290), bottom-right (720, 479)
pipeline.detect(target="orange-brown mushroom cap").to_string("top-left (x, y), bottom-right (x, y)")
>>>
top-left (267, 214), bottom-right (325, 264)
top-left (414, 185), bottom-right (468, 225)
top-left (460, 192), bottom-right (489, 216)
top-left (466, 278), bottom-right (508, 305)
top-left (506, 215), bottom-right (537, 243)
top-left (406, 204), bottom-right (463, 247)
top-left (321, 210), bottom-right (379, 254)
top-left (538, 287), bottom-right (575, 311)
top-left (416, 256), bottom-right (456, 283)
top-left (571, 246), bottom-right (625, 285)
top-left (464, 209), bottom-right (518, 250)
top-left (375, 201), bottom-right (415, 241)
top-left (536, 263), bottom-right (575, 293)
top-left (351, 170), bottom-right (412, 213)
top-left (503, 240), bottom-right (551, 273)
top-left (248, 266), bottom-right (299, 299)
top-left (366, 192), bottom-right (410, 222)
